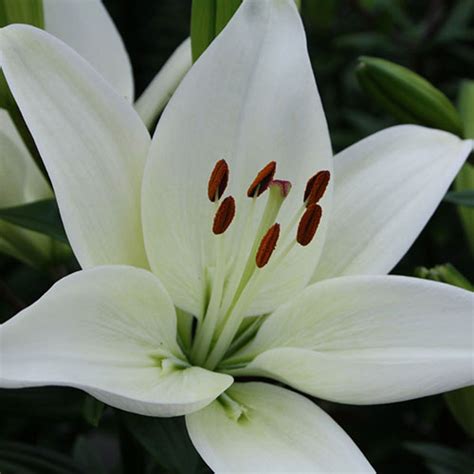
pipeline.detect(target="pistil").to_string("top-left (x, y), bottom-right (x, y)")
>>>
top-left (191, 160), bottom-right (331, 369)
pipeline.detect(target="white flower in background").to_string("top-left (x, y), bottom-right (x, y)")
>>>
top-left (0, 0), bottom-right (472, 471)
top-left (0, 0), bottom-right (191, 265)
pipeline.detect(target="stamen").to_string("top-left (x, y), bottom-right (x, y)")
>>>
top-left (213, 196), bottom-right (236, 235)
top-left (297, 204), bottom-right (322, 246)
top-left (304, 170), bottom-right (330, 206)
top-left (221, 179), bottom-right (290, 314)
top-left (247, 161), bottom-right (276, 198)
top-left (256, 223), bottom-right (280, 268)
top-left (208, 159), bottom-right (229, 202)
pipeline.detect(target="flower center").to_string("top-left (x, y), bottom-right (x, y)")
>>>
top-left (189, 160), bottom-right (330, 370)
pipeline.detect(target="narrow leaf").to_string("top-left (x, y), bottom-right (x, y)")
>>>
top-left (121, 412), bottom-right (210, 474)
top-left (215, 0), bottom-right (241, 35)
top-left (82, 395), bottom-right (105, 427)
top-left (0, 199), bottom-right (68, 244)
top-left (404, 442), bottom-right (474, 474)
top-left (458, 80), bottom-right (474, 138)
top-left (0, 442), bottom-right (82, 474)
top-left (191, 0), bottom-right (243, 61)
top-left (454, 163), bottom-right (474, 255)
top-left (454, 82), bottom-right (474, 256)
top-left (191, 0), bottom-right (216, 62)
top-left (444, 190), bottom-right (474, 207)
top-left (445, 386), bottom-right (474, 439)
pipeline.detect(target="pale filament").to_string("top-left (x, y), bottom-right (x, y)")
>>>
top-left (190, 160), bottom-right (330, 369)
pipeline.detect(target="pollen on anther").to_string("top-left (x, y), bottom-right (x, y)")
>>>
top-left (208, 159), bottom-right (229, 202)
top-left (256, 223), bottom-right (280, 268)
top-left (297, 204), bottom-right (322, 246)
top-left (247, 161), bottom-right (277, 198)
top-left (213, 196), bottom-right (236, 235)
top-left (304, 170), bottom-right (330, 206)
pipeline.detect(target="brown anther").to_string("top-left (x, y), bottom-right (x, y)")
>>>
top-left (212, 196), bottom-right (236, 235)
top-left (208, 159), bottom-right (229, 202)
top-left (297, 204), bottom-right (322, 246)
top-left (270, 179), bottom-right (292, 198)
top-left (304, 170), bottom-right (330, 206)
top-left (247, 161), bottom-right (276, 198)
top-left (256, 223), bottom-right (280, 268)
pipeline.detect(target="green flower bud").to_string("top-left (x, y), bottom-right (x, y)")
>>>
top-left (0, 0), bottom-right (44, 28)
top-left (357, 56), bottom-right (463, 135)
top-left (415, 263), bottom-right (473, 291)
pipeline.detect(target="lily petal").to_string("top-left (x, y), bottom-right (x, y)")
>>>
top-left (0, 266), bottom-right (233, 416)
top-left (142, 0), bottom-right (332, 315)
top-left (0, 109), bottom-right (52, 264)
top-left (229, 276), bottom-right (473, 404)
top-left (312, 125), bottom-right (472, 281)
top-left (186, 382), bottom-right (373, 473)
top-left (0, 25), bottom-right (150, 268)
top-left (43, 0), bottom-right (134, 102)
top-left (135, 38), bottom-right (192, 129)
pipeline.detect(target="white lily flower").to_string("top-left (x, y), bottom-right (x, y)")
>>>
top-left (0, 0), bottom-right (472, 471)
top-left (0, 0), bottom-right (191, 264)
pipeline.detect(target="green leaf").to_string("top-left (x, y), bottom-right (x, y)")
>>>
top-left (0, 199), bottom-right (68, 244)
top-left (215, 0), bottom-right (241, 35)
top-left (458, 80), bottom-right (474, 139)
top-left (454, 82), bottom-right (474, 256)
top-left (435, 0), bottom-right (474, 45)
top-left (191, 0), bottom-right (242, 62)
top-left (121, 412), bottom-right (210, 474)
top-left (356, 56), bottom-right (463, 135)
top-left (454, 163), bottom-right (474, 255)
top-left (82, 395), bottom-right (105, 427)
top-left (445, 386), bottom-right (474, 439)
top-left (0, 0), bottom-right (44, 28)
top-left (404, 442), bottom-right (474, 474)
top-left (302, 0), bottom-right (338, 31)
top-left (191, 0), bottom-right (216, 62)
top-left (0, 442), bottom-right (82, 474)
top-left (444, 190), bottom-right (474, 207)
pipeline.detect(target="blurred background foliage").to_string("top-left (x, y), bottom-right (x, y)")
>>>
top-left (0, 0), bottom-right (473, 473)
